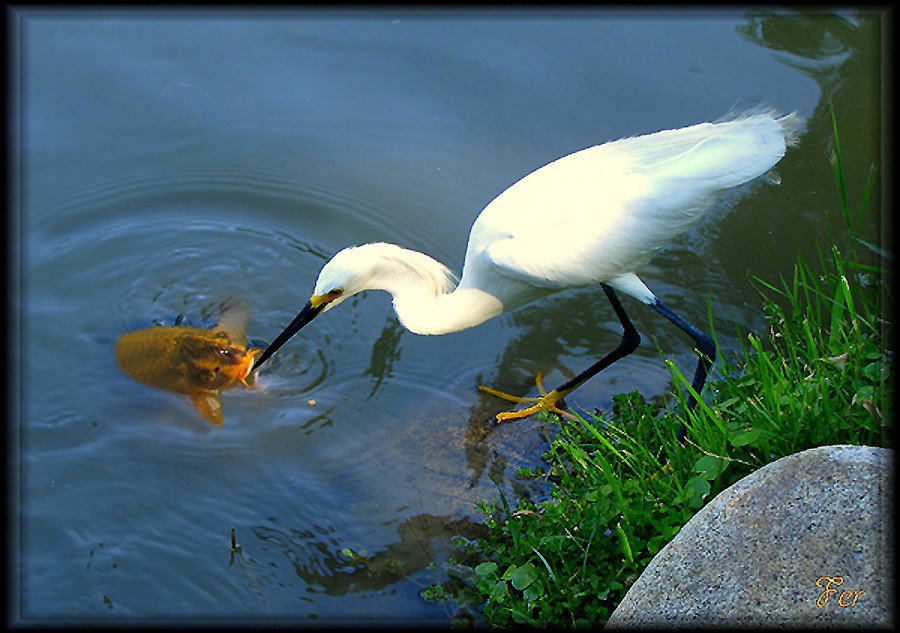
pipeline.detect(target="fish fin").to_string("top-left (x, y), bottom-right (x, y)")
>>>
top-left (214, 299), bottom-right (249, 343)
top-left (192, 392), bottom-right (224, 426)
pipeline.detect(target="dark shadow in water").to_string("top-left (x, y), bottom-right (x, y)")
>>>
top-left (734, 10), bottom-right (882, 263)
top-left (361, 317), bottom-right (405, 399)
top-left (235, 513), bottom-right (487, 597)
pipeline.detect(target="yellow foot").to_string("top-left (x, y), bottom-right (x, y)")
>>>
top-left (478, 373), bottom-right (575, 423)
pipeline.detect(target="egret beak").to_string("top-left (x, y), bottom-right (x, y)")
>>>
top-left (251, 299), bottom-right (325, 371)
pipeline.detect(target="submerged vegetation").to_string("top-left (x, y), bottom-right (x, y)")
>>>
top-left (422, 109), bottom-right (892, 626)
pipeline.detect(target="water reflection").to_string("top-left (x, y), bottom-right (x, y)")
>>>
top-left (361, 318), bottom-right (405, 399)
top-left (733, 9), bottom-right (882, 276)
top-left (741, 12), bottom-right (856, 64)
top-left (241, 514), bottom-right (487, 597)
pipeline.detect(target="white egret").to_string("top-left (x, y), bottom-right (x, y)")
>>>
top-left (253, 110), bottom-right (801, 442)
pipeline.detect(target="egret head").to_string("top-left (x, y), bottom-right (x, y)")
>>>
top-left (310, 245), bottom-right (379, 312)
top-left (252, 243), bottom-right (456, 370)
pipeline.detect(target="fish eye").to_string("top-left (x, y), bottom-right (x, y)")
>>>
top-left (199, 368), bottom-right (218, 382)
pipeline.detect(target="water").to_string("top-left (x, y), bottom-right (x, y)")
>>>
top-left (14, 8), bottom-right (883, 624)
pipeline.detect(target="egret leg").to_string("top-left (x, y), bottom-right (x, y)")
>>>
top-left (479, 283), bottom-right (640, 423)
top-left (647, 297), bottom-right (716, 444)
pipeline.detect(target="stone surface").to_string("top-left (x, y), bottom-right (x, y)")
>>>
top-left (606, 445), bottom-right (893, 628)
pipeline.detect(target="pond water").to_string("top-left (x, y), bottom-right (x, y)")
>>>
top-left (14, 8), bottom-right (883, 624)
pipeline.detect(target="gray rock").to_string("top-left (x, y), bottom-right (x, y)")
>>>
top-left (606, 445), bottom-right (893, 628)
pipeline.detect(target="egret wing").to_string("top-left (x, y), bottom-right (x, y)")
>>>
top-left (481, 113), bottom-right (793, 291)
top-left (477, 144), bottom-right (651, 288)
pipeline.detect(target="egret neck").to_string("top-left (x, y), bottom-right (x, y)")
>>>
top-left (391, 285), bottom-right (505, 335)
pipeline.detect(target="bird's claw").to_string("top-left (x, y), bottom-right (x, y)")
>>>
top-left (493, 396), bottom-right (573, 423)
top-left (478, 373), bottom-right (575, 423)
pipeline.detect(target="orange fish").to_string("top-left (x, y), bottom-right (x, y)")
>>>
top-left (115, 301), bottom-right (263, 426)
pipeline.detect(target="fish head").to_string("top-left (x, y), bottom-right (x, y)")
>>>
top-left (175, 329), bottom-right (260, 391)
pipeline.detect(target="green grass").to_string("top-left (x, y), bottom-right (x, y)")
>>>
top-left (422, 107), bottom-right (892, 627)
